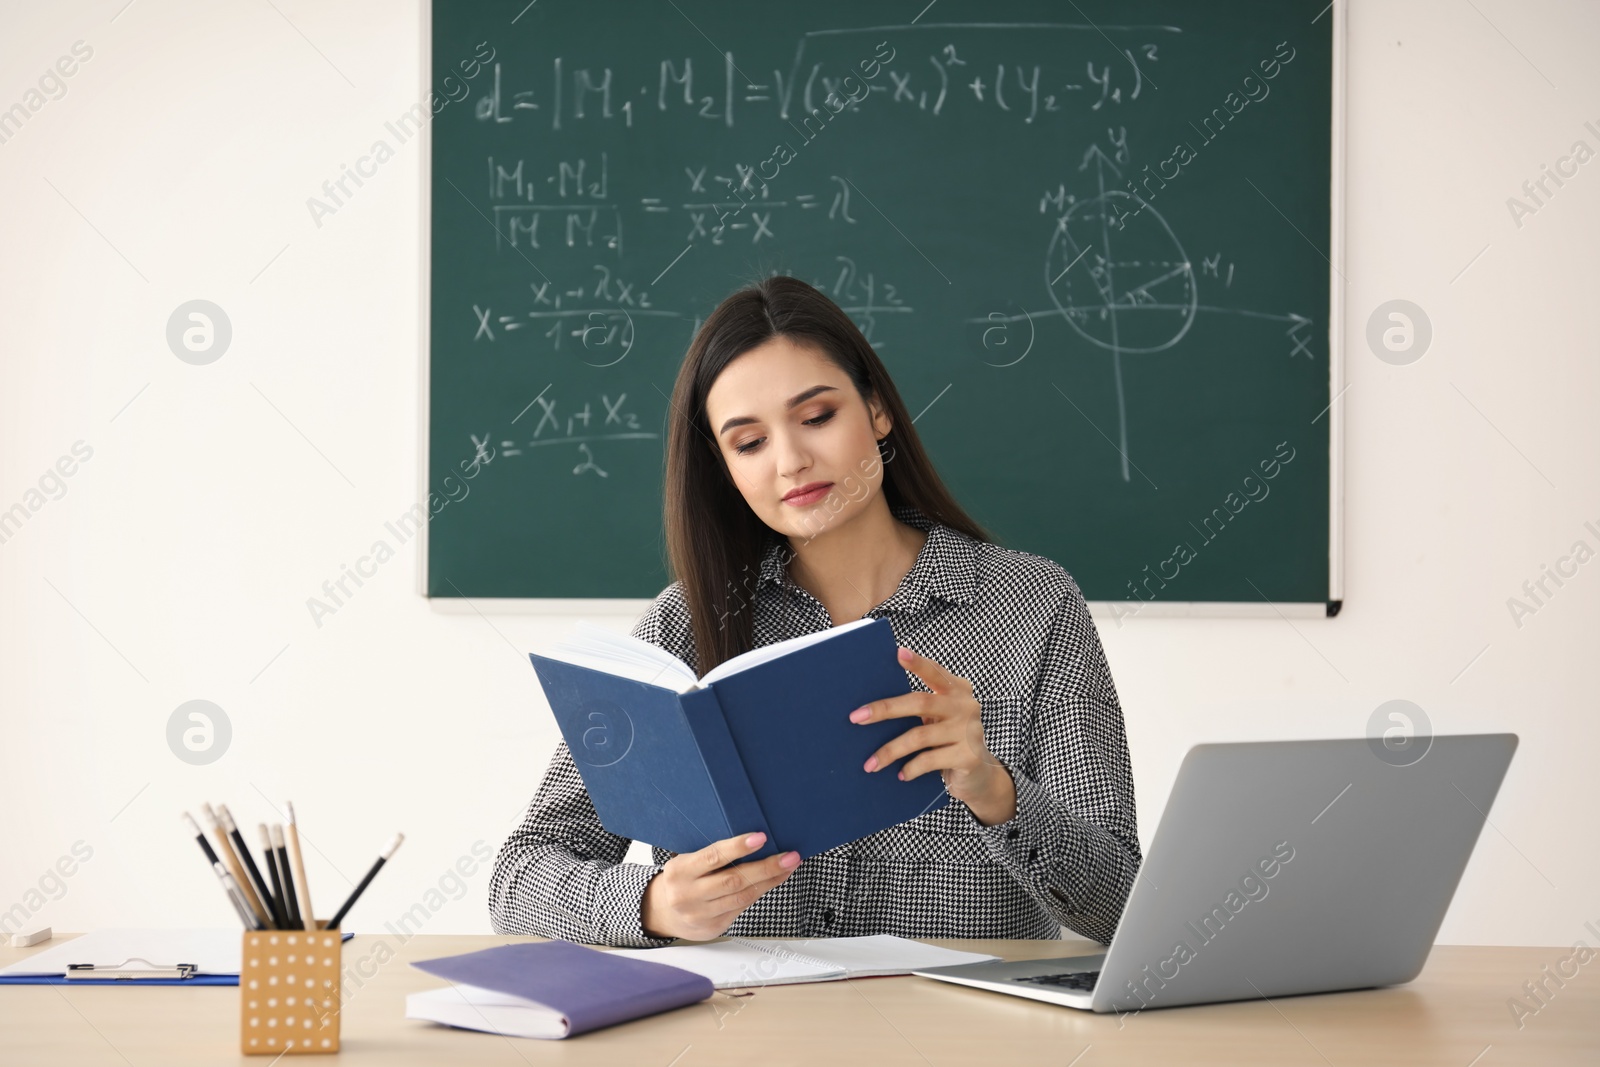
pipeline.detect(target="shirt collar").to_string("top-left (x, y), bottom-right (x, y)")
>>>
top-left (758, 501), bottom-right (979, 614)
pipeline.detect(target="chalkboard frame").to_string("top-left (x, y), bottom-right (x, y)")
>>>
top-left (417, 1), bottom-right (1347, 619)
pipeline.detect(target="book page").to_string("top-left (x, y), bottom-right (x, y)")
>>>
top-left (538, 621), bottom-right (698, 692)
top-left (698, 617), bottom-right (877, 686)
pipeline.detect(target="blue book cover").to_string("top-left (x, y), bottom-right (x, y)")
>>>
top-left (528, 617), bottom-right (949, 862)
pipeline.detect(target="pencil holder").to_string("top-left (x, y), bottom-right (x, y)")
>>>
top-left (241, 926), bottom-right (342, 1055)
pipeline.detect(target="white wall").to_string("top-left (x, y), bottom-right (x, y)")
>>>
top-left (1, 2), bottom-right (1595, 947)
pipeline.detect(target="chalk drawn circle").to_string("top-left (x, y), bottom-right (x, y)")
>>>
top-left (571, 699), bottom-right (634, 768)
top-left (167, 699), bottom-right (232, 765)
top-left (1046, 191), bottom-right (1197, 354)
top-left (166, 300), bottom-right (233, 365)
top-left (1365, 699), bottom-right (1433, 767)
top-left (1366, 299), bottom-right (1431, 365)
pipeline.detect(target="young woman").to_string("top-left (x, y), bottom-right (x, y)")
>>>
top-left (489, 275), bottom-right (1140, 947)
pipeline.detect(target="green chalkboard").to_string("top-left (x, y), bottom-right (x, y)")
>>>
top-left (427, 0), bottom-right (1337, 608)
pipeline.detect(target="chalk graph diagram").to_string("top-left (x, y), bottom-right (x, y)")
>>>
top-left (986, 144), bottom-right (1314, 483)
top-left (1046, 145), bottom-right (1197, 483)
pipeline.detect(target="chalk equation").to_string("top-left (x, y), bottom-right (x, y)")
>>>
top-left (477, 392), bottom-right (658, 477)
top-left (484, 154), bottom-right (873, 253)
top-left (470, 264), bottom-right (687, 365)
top-left (443, 21), bottom-right (1316, 485)
top-left (472, 25), bottom-right (1175, 130)
top-left (807, 255), bottom-right (913, 349)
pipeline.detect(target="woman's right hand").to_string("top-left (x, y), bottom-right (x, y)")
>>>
top-left (640, 831), bottom-right (801, 941)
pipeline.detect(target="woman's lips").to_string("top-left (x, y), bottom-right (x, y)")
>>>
top-left (782, 482), bottom-right (833, 506)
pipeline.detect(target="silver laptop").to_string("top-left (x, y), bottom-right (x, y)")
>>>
top-left (913, 734), bottom-right (1516, 1013)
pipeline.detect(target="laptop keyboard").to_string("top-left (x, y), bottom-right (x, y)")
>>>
top-left (1013, 970), bottom-right (1100, 991)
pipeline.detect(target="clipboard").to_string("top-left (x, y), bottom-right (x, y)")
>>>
top-left (0, 973), bottom-right (240, 986)
top-left (0, 929), bottom-right (354, 986)
top-left (67, 958), bottom-right (199, 981)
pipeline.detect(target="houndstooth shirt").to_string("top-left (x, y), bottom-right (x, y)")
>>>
top-left (489, 502), bottom-right (1141, 947)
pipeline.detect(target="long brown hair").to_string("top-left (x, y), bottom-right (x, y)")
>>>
top-left (661, 275), bottom-right (991, 676)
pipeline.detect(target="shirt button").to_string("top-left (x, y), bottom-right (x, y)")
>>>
top-left (1005, 827), bottom-right (1019, 840)
top-left (1027, 847), bottom-right (1038, 863)
top-left (822, 907), bottom-right (836, 925)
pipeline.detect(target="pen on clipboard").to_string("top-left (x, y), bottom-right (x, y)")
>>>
top-left (66, 958), bottom-right (199, 981)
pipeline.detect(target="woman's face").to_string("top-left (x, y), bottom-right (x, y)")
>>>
top-left (704, 336), bottom-right (890, 543)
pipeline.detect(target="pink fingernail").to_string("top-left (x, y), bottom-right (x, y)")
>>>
top-left (780, 852), bottom-right (800, 868)
top-left (850, 708), bottom-right (870, 723)
top-left (863, 757), bottom-right (877, 772)
top-left (745, 832), bottom-right (765, 847)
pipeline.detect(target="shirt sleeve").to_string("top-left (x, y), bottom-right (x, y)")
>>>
top-left (956, 574), bottom-right (1142, 944)
top-left (486, 583), bottom-right (697, 948)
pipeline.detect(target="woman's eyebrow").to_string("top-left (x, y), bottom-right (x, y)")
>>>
top-left (717, 384), bottom-right (838, 435)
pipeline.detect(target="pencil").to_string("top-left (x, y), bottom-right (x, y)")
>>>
top-left (214, 860), bottom-right (263, 930)
top-left (182, 811), bottom-right (221, 866)
top-left (219, 803), bottom-right (276, 926)
top-left (203, 803), bottom-right (270, 928)
top-left (324, 833), bottom-right (403, 931)
top-left (284, 801), bottom-right (316, 931)
top-left (258, 823), bottom-right (289, 930)
top-left (271, 823), bottom-right (302, 930)
top-left (182, 812), bottom-right (259, 930)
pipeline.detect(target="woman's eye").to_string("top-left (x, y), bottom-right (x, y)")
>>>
top-left (732, 410), bottom-right (836, 455)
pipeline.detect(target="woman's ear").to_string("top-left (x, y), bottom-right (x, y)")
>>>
top-left (868, 393), bottom-right (893, 440)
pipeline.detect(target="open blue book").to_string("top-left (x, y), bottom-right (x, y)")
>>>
top-left (527, 616), bottom-right (949, 862)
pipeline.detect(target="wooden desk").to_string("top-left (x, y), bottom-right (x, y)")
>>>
top-left (1, 934), bottom-right (1594, 1065)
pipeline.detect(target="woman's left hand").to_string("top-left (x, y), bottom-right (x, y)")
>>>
top-left (850, 646), bottom-right (1017, 825)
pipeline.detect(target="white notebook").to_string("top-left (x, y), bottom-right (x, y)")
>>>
top-left (406, 984), bottom-right (570, 1040)
top-left (607, 935), bottom-right (1001, 990)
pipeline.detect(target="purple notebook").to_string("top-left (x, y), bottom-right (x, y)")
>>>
top-left (410, 941), bottom-right (714, 1038)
